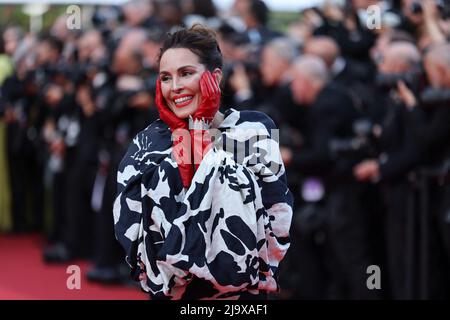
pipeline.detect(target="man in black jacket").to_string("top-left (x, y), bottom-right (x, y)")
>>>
top-left (287, 55), bottom-right (365, 180)
top-left (284, 55), bottom-right (380, 299)
top-left (353, 41), bottom-right (422, 299)
top-left (394, 42), bottom-right (450, 298)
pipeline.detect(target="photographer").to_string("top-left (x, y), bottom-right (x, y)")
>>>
top-left (303, 35), bottom-right (380, 121)
top-left (283, 55), bottom-right (380, 299)
top-left (353, 41), bottom-right (422, 299)
top-left (402, 43), bottom-right (450, 165)
top-left (304, 35), bottom-right (374, 86)
top-left (312, 1), bottom-right (377, 65)
top-left (398, 0), bottom-right (449, 50)
top-left (232, 0), bottom-right (282, 46)
top-left (230, 37), bottom-right (299, 125)
top-left (2, 33), bottom-right (49, 233)
top-left (217, 24), bottom-right (262, 111)
top-left (43, 30), bottom-right (108, 263)
top-left (399, 43), bottom-right (450, 298)
top-left (86, 30), bottom-right (158, 283)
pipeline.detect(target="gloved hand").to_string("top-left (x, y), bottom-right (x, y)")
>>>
top-left (189, 70), bottom-right (221, 128)
top-left (155, 79), bottom-right (193, 188)
top-left (189, 71), bottom-right (221, 170)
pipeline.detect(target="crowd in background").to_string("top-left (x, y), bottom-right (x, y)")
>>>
top-left (0, 0), bottom-right (450, 299)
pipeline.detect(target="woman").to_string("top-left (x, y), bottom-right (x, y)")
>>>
top-left (114, 25), bottom-right (293, 300)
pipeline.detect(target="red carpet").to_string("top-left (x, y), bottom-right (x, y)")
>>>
top-left (0, 234), bottom-right (147, 300)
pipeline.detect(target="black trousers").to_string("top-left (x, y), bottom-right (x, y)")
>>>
top-left (63, 160), bottom-right (96, 258)
top-left (277, 183), bottom-right (331, 299)
top-left (424, 180), bottom-right (450, 299)
top-left (382, 181), bottom-right (416, 299)
top-left (326, 183), bottom-right (383, 299)
top-left (91, 163), bottom-right (123, 267)
top-left (49, 170), bottom-right (67, 243)
top-left (7, 130), bottom-right (44, 232)
top-left (438, 184), bottom-right (450, 266)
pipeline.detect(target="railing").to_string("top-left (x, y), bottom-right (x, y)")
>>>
top-left (406, 160), bottom-right (450, 299)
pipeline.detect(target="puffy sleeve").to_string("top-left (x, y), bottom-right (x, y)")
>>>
top-left (114, 121), bottom-right (198, 299)
top-left (113, 121), bottom-right (174, 288)
top-left (225, 110), bottom-right (294, 290)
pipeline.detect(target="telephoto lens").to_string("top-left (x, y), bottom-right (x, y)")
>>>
top-left (420, 88), bottom-right (450, 107)
top-left (410, 1), bottom-right (422, 14)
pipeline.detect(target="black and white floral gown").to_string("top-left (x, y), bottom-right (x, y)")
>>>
top-left (113, 108), bottom-right (293, 299)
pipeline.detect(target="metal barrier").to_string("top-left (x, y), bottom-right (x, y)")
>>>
top-left (408, 160), bottom-right (450, 299)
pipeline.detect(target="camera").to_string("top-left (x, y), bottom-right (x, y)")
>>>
top-left (420, 87), bottom-right (450, 107)
top-left (329, 118), bottom-right (378, 160)
top-left (410, 1), bottom-right (422, 14)
top-left (410, 0), bottom-right (450, 18)
top-left (375, 68), bottom-right (425, 93)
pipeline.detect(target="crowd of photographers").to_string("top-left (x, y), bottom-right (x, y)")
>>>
top-left (0, 0), bottom-right (449, 299)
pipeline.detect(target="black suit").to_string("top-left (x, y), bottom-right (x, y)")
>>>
top-left (372, 94), bottom-right (420, 299)
top-left (378, 100), bottom-right (420, 181)
top-left (290, 83), bottom-right (362, 178)
top-left (288, 83), bottom-right (382, 299)
top-left (406, 104), bottom-right (450, 298)
top-left (406, 105), bottom-right (450, 166)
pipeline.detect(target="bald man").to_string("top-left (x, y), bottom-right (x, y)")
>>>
top-left (378, 41), bottom-right (421, 74)
top-left (231, 37), bottom-right (299, 127)
top-left (303, 36), bottom-right (340, 70)
top-left (290, 55), bottom-right (330, 106)
top-left (304, 35), bottom-right (376, 82)
top-left (260, 37), bottom-right (298, 88)
top-left (303, 36), bottom-right (378, 122)
top-left (353, 40), bottom-right (424, 299)
top-left (287, 54), bottom-right (380, 299)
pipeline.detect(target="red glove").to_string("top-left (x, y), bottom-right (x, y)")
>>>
top-left (155, 79), bottom-right (193, 188)
top-left (190, 71), bottom-right (221, 170)
top-left (192, 71), bottom-right (221, 125)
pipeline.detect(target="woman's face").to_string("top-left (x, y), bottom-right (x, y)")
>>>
top-left (159, 48), bottom-right (207, 119)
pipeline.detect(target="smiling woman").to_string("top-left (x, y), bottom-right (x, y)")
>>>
top-left (113, 24), bottom-right (293, 300)
top-left (159, 48), bottom-right (214, 119)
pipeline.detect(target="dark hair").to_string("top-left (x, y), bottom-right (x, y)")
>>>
top-left (250, 0), bottom-right (269, 26)
top-left (39, 34), bottom-right (64, 54)
top-left (192, 0), bottom-right (217, 18)
top-left (157, 24), bottom-right (222, 71)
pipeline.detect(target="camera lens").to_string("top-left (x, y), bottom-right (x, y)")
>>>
top-left (410, 2), bottom-right (422, 14)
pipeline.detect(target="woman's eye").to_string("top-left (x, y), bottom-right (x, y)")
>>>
top-left (181, 71), bottom-right (193, 77)
top-left (160, 75), bottom-right (170, 82)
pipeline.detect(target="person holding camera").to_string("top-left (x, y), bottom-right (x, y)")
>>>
top-left (398, 0), bottom-right (449, 50)
top-left (86, 29), bottom-right (159, 283)
top-left (312, 0), bottom-right (377, 65)
top-left (283, 54), bottom-right (380, 299)
top-left (398, 42), bottom-right (450, 298)
top-left (353, 41), bottom-right (422, 299)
